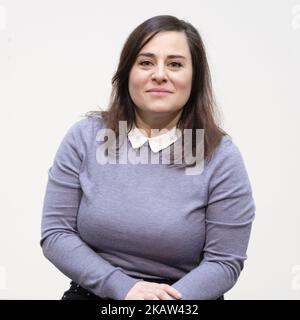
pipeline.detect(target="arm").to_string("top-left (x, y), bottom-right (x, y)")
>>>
top-left (170, 137), bottom-right (256, 299)
top-left (40, 119), bottom-right (142, 300)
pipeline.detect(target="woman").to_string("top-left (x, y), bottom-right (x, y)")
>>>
top-left (40, 15), bottom-right (255, 300)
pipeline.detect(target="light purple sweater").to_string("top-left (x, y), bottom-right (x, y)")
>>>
top-left (40, 115), bottom-right (255, 300)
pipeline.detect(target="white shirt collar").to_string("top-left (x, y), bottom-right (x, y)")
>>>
top-left (128, 123), bottom-right (182, 153)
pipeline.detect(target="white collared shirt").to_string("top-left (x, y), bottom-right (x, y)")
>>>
top-left (128, 124), bottom-right (182, 153)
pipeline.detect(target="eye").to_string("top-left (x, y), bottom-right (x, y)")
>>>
top-left (138, 60), bottom-right (183, 68)
top-left (169, 62), bottom-right (183, 68)
top-left (138, 60), bottom-right (152, 66)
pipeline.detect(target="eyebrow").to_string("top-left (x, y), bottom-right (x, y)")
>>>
top-left (137, 52), bottom-right (187, 60)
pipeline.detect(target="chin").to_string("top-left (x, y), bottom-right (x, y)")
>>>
top-left (144, 105), bottom-right (175, 113)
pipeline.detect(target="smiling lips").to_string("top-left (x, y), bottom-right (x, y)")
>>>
top-left (146, 88), bottom-right (173, 96)
top-left (148, 91), bottom-right (171, 96)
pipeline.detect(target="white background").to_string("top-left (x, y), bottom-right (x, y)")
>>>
top-left (0, 0), bottom-right (299, 299)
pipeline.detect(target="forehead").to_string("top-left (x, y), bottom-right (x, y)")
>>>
top-left (140, 31), bottom-right (191, 59)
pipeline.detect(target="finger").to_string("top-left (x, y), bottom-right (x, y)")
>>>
top-left (156, 291), bottom-right (173, 300)
top-left (149, 291), bottom-right (161, 300)
top-left (160, 284), bottom-right (182, 299)
top-left (144, 293), bottom-right (159, 300)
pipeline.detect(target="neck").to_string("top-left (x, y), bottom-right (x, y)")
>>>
top-left (134, 109), bottom-right (183, 138)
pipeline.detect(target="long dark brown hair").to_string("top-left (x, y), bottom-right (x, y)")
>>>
top-left (85, 15), bottom-right (229, 167)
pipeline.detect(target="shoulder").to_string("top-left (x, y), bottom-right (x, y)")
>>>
top-left (65, 113), bottom-right (107, 141)
top-left (55, 113), bottom-right (107, 159)
top-left (214, 135), bottom-right (240, 158)
top-left (205, 134), bottom-right (247, 175)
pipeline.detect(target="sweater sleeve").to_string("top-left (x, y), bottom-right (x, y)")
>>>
top-left (40, 119), bottom-right (142, 300)
top-left (170, 137), bottom-right (256, 300)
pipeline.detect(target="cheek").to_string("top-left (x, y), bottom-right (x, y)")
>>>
top-left (129, 70), bottom-right (147, 92)
top-left (174, 74), bottom-right (192, 93)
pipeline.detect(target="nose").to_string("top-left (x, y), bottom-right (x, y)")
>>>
top-left (151, 64), bottom-right (168, 83)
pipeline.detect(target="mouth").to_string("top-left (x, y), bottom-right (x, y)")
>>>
top-left (146, 91), bottom-right (173, 96)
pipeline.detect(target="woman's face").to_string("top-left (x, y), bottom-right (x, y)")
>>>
top-left (128, 31), bottom-right (193, 119)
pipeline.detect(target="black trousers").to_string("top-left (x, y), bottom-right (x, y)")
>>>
top-left (61, 277), bottom-right (224, 300)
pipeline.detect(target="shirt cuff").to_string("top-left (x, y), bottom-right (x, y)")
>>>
top-left (101, 269), bottom-right (144, 300)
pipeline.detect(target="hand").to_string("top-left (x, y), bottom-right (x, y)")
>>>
top-left (124, 280), bottom-right (182, 300)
